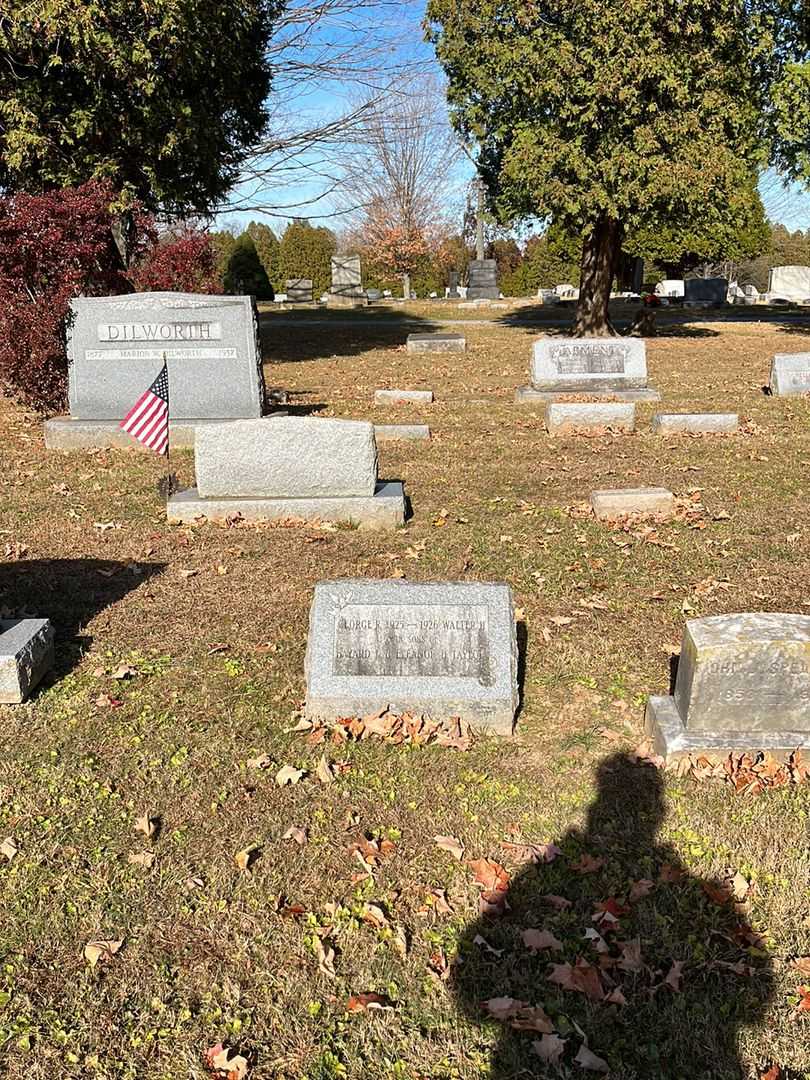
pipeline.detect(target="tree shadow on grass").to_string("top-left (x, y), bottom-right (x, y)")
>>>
top-left (258, 309), bottom-right (438, 366)
top-left (453, 754), bottom-right (774, 1078)
top-left (0, 558), bottom-right (165, 681)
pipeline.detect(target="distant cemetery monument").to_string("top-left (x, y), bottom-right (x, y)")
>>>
top-left (168, 416), bottom-right (405, 529)
top-left (466, 259), bottom-right (500, 301)
top-left (286, 278), bottom-right (314, 303)
top-left (327, 255), bottom-right (368, 308)
top-left (516, 338), bottom-right (660, 403)
top-left (646, 613), bottom-right (810, 758)
top-left (44, 292), bottom-right (267, 450)
top-left (683, 277), bottom-right (728, 306)
top-left (767, 265), bottom-right (810, 303)
top-left (304, 579), bottom-right (519, 734)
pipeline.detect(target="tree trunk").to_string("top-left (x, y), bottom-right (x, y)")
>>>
top-left (574, 216), bottom-right (623, 336)
top-left (403, 272), bottom-right (411, 300)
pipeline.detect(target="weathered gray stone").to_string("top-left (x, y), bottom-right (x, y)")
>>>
top-left (769, 353), bottom-right (810, 396)
top-left (330, 255), bottom-right (363, 297)
top-left (286, 278), bottom-right (313, 303)
top-left (646, 613), bottom-right (810, 758)
top-left (448, 271), bottom-right (460, 299)
top-left (375, 389), bottom-right (434, 405)
top-left (0, 619), bottom-right (55, 704)
top-left (195, 418), bottom-right (378, 499)
top-left (374, 425), bottom-right (431, 442)
top-left (304, 579), bottom-right (518, 733)
top-left (467, 259), bottom-right (500, 301)
top-left (546, 402), bottom-right (635, 434)
top-left (652, 413), bottom-right (739, 435)
top-left (66, 292), bottom-right (264, 421)
top-left (167, 482), bottom-right (405, 530)
top-left (768, 265), bottom-right (810, 302)
top-left (591, 487), bottom-right (674, 520)
top-left (530, 338), bottom-right (649, 393)
top-left (406, 334), bottom-right (466, 354)
top-left (684, 277), bottom-right (728, 304)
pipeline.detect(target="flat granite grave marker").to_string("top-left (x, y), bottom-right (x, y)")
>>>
top-left (546, 402), bottom-right (635, 434)
top-left (517, 338), bottom-right (660, 403)
top-left (374, 425), bottom-right (431, 442)
top-left (652, 413), bottom-right (739, 434)
top-left (45, 292), bottom-right (266, 450)
top-left (0, 619), bottom-right (55, 703)
top-left (304, 579), bottom-right (518, 734)
top-left (769, 353), bottom-right (810, 396)
top-left (168, 417), bottom-right (405, 529)
top-left (646, 613), bottom-right (810, 758)
top-left (406, 334), bottom-right (466, 354)
top-left (375, 389), bottom-right (434, 405)
top-left (591, 487), bottom-right (674, 520)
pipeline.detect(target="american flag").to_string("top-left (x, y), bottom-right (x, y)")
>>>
top-left (119, 362), bottom-right (170, 455)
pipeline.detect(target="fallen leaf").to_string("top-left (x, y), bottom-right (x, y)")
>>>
top-left (316, 938), bottom-right (336, 977)
top-left (759, 1067), bottom-right (780, 1080)
top-left (0, 837), bottom-right (18, 862)
top-left (473, 934), bottom-right (503, 957)
top-left (548, 959), bottom-right (604, 1001)
top-left (316, 755), bottom-right (335, 784)
top-left (572, 854), bottom-right (605, 874)
top-left (542, 894), bottom-right (572, 911)
top-left (533, 1033), bottom-right (567, 1064)
top-left (574, 1043), bottom-right (609, 1072)
top-left (134, 812), bottom-right (158, 841)
top-left (509, 1005), bottom-right (555, 1035)
top-left (664, 960), bottom-right (685, 992)
top-left (792, 957), bottom-right (810, 977)
top-left (434, 835), bottom-right (465, 861)
top-left (178, 568), bottom-right (198, 579)
top-left (522, 928), bottom-right (563, 953)
top-left (347, 992), bottom-right (394, 1012)
top-left (282, 827), bottom-right (308, 846)
top-left (84, 939), bottom-right (123, 968)
top-left (629, 878), bottom-right (654, 902)
top-left (235, 845), bottom-right (258, 873)
top-left (618, 938), bottom-right (644, 973)
top-left (482, 996), bottom-right (527, 1021)
top-left (730, 871), bottom-right (750, 902)
top-left (275, 765), bottom-right (305, 786)
top-left (110, 663), bottom-right (137, 680)
top-left (247, 754), bottom-right (273, 770)
top-left (206, 1043), bottom-right (250, 1079)
top-left (466, 858), bottom-right (510, 893)
top-left (128, 851), bottom-right (155, 868)
top-left (659, 863), bottom-right (685, 884)
top-left (95, 693), bottom-right (123, 709)
top-left (501, 840), bottom-right (561, 864)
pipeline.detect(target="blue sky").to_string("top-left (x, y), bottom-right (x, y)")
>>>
top-left (221, 0), bottom-right (810, 235)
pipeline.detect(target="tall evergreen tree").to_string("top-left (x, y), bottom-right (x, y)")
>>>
top-left (278, 219), bottom-right (336, 297)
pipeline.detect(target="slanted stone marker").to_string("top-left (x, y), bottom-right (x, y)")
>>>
top-left (546, 402), bottom-right (635, 434)
top-left (591, 487), bottom-right (674, 520)
top-left (646, 613), bottom-right (810, 758)
top-left (466, 259), bottom-right (500, 301)
top-left (406, 333), bottom-right (466, 354)
top-left (286, 278), bottom-right (313, 303)
top-left (167, 417), bottom-right (405, 529)
top-left (304, 579), bottom-right (518, 734)
top-left (327, 255), bottom-right (368, 308)
top-left (375, 389), bottom-right (434, 405)
top-left (0, 619), bottom-right (55, 703)
top-left (516, 338), bottom-right (660, 403)
top-left (652, 413), bottom-right (739, 434)
top-left (374, 425), bottom-right (431, 442)
top-left (769, 353), bottom-right (810, 396)
top-left (45, 292), bottom-right (266, 450)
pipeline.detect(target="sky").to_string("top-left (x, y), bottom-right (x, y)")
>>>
top-left (220, 0), bottom-right (810, 236)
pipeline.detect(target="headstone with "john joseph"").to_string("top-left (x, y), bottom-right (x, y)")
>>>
top-left (45, 292), bottom-right (266, 449)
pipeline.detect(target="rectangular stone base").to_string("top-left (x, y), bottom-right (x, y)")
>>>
top-left (645, 695), bottom-right (810, 760)
top-left (652, 413), bottom-right (739, 435)
top-left (591, 487), bottom-right (674, 520)
top-left (375, 390), bottom-right (434, 405)
top-left (374, 425), bottom-right (431, 442)
top-left (167, 481), bottom-right (406, 530)
top-left (0, 619), bottom-right (55, 704)
top-left (44, 415), bottom-right (287, 451)
top-left (326, 295), bottom-right (368, 309)
top-left (407, 334), bottom-right (466, 353)
top-left (516, 386), bottom-right (661, 403)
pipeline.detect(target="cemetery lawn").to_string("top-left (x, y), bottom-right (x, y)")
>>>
top-left (2, 305), bottom-right (810, 1079)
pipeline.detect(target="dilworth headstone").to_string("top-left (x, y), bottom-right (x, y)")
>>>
top-left (466, 259), bottom-right (500, 301)
top-left (327, 255), bottom-right (368, 308)
top-left (516, 338), bottom-right (660, 403)
top-left (304, 579), bottom-right (518, 734)
top-left (0, 619), bottom-right (55, 703)
top-left (769, 353), bottom-right (810, 396)
top-left (646, 612), bottom-right (810, 758)
top-left (168, 416), bottom-right (405, 529)
top-left (44, 292), bottom-right (267, 450)
top-left (286, 278), bottom-right (313, 303)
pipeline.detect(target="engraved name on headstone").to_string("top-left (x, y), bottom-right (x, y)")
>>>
top-left (529, 337), bottom-right (649, 392)
top-left (549, 341), bottom-right (629, 376)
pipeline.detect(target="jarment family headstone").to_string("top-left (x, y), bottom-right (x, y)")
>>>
top-left (44, 292), bottom-right (266, 449)
top-left (304, 579), bottom-right (518, 734)
top-left (516, 338), bottom-right (660, 402)
top-left (646, 613), bottom-right (810, 758)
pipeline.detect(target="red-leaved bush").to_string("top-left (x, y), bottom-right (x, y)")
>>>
top-left (131, 228), bottom-right (223, 294)
top-left (0, 181), bottom-right (155, 413)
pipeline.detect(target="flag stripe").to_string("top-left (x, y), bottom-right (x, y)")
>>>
top-left (127, 396), bottom-right (163, 438)
top-left (141, 411), bottom-right (168, 448)
top-left (118, 362), bottom-right (170, 456)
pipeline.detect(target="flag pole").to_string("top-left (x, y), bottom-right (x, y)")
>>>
top-left (164, 352), bottom-right (172, 503)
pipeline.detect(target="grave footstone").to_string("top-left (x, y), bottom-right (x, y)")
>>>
top-left (466, 259), bottom-right (500, 301)
top-left (374, 425), bottom-right (431, 442)
top-left (516, 338), bottom-right (660, 403)
top-left (652, 413), bottom-right (739, 434)
top-left (769, 353), bottom-right (810, 396)
top-left (286, 278), bottom-right (313, 303)
top-left (304, 579), bottom-right (518, 734)
top-left (646, 613), bottom-right (810, 758)
top-left (406, 334), bottom-right (466, 354)
top-left (167, 417), bottom-right (405, 529)
top-left (546, 402), bottom-right (635, 434)
top-left (44, 292), bottom-right (267, 450)
top-left (375, 389), bottom-right (434, 405)
top-left (327, 255), bottom-right (367, 308)
top-left (591, 487), bottom-right (674, 520)
top-left (0, 619), bottom-right (55, 703)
